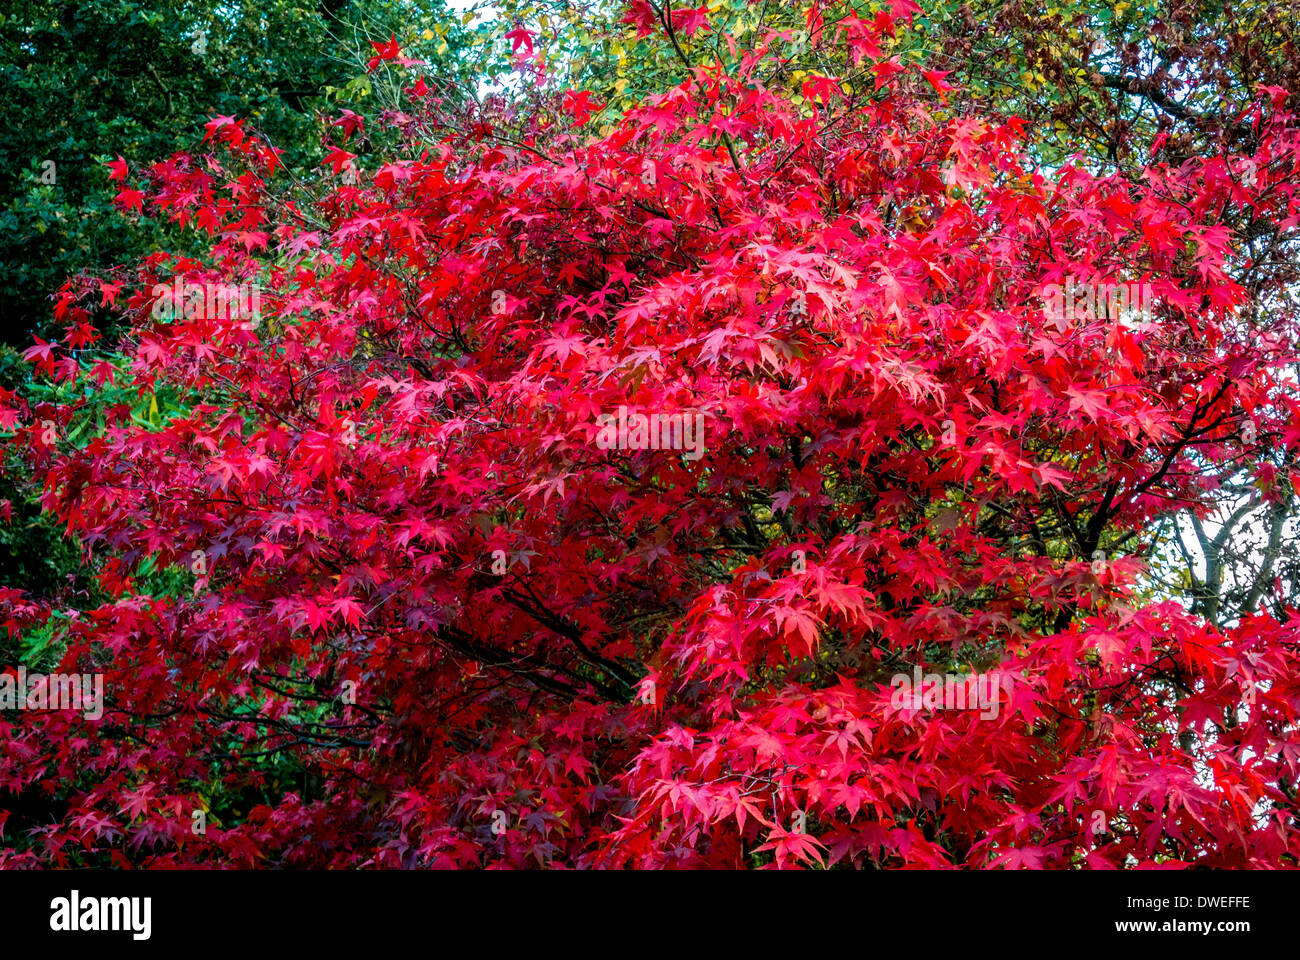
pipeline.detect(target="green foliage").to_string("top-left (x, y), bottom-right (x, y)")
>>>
top-left (0, 0), bottom-right (475, 346)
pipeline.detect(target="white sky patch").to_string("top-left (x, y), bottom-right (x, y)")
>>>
top-left (442, 0), bottom-right (520, 99)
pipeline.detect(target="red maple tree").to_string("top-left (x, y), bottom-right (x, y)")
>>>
top-left (3, 7), bottom-right (1300, 868)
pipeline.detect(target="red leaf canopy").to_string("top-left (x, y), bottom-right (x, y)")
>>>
top-left (4, 13), bottom-right (1300, 869)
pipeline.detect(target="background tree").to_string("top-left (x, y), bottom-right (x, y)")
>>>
top-left (0, 0), bottom-right (490, 349)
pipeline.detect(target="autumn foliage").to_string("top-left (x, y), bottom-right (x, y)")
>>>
top-left (3, 2), bottom-right (1300, 868)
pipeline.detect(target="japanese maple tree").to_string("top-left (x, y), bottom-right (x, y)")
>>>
top-left (3, 2), bottom-right (1300, 868)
